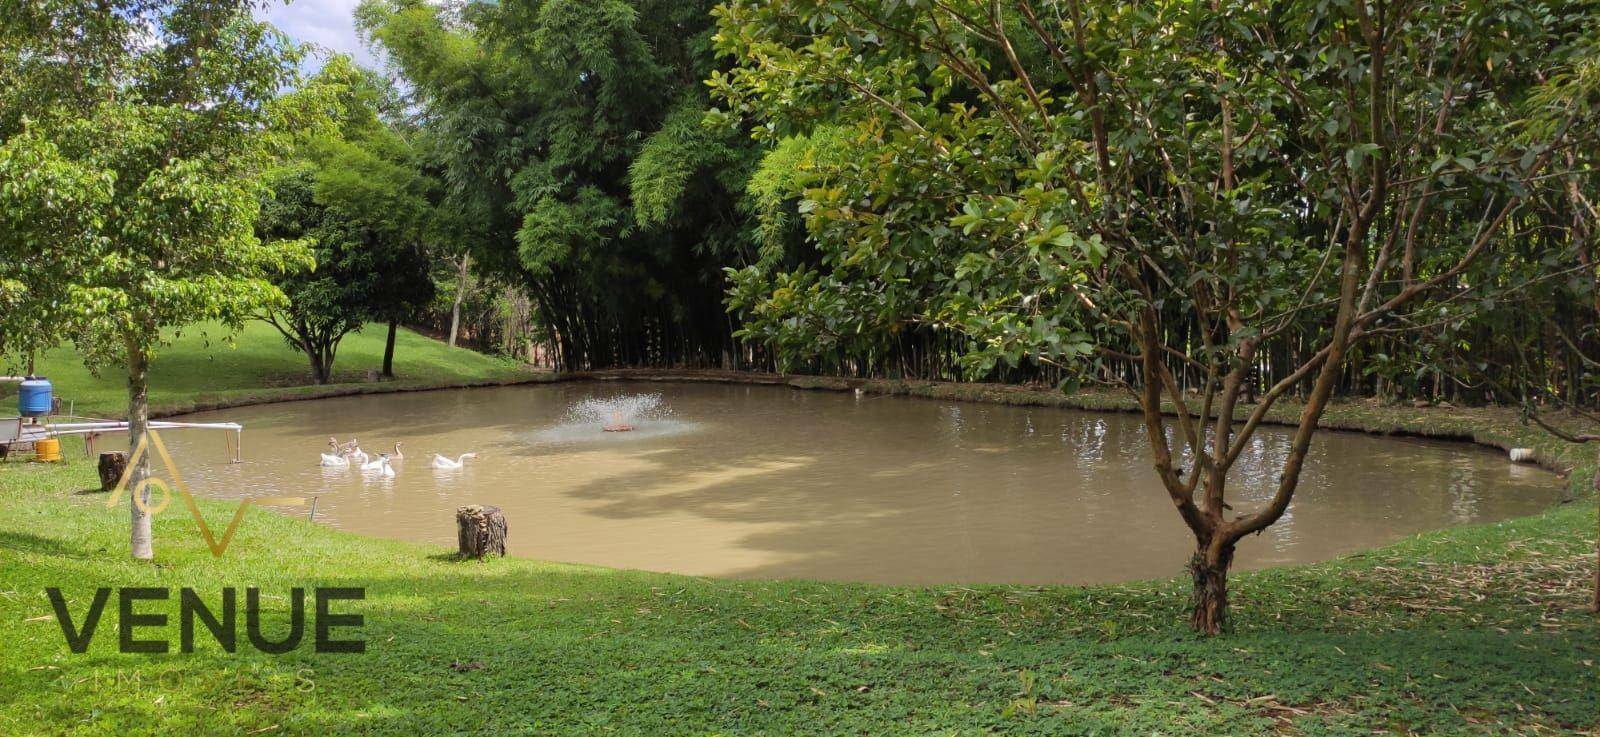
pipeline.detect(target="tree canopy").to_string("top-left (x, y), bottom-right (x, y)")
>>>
top-left (2, 0), bottom-right (1596, 623)
top-left (709, 0), bottom-right (1600, 631)
top-left (258, 55), bottom-right (436, 384)
top-left (0, 0), bottom-right (318, 558)
top-left (357, 0), bottom-right (762, 370)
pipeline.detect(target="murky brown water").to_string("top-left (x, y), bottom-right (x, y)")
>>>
top-left (160, 382), bottom-right (1562, 585)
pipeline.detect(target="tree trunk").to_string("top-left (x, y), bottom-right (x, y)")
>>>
top-left (1188, 543), bottom-right (1235, 635)
top-left (448, 253), bottom-right (470, 348)
top-left (98, 452), bottom-right (127, 491)
top-left (382, 320), bottom-right (397, 378)
top-left (1593, 446), bottom-right (1599, 613)
top-left (455, 505), bottom-right (507, 560)
top-left (127, 340), bottom-right (153, 560)
top-left (306, 344), bottom-right (331, 385)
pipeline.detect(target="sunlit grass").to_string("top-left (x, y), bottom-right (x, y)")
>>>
top-left (1, 436), bottom-right (1594, 734)
top-left (7, 321), bottom-right (527, 419)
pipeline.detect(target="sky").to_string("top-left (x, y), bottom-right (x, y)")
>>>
top-left (256, 0), bottom-right (383, 72)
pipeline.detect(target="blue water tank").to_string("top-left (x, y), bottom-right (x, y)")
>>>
top-left (18, 377), bottom-right (52, 417)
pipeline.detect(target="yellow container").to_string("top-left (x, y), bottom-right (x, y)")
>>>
top-left (34, 437), bottom-right (61, 462)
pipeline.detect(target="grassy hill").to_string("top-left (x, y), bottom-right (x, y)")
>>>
top-left (4, 321), bottom-right (528, 418)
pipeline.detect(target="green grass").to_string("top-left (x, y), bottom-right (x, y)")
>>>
top-left (0, 337), bottom-right (1597, 735)
top-left (1, 456), bottom-right (1594, 735)
top-left (6, 321), bottom-right (528, 418)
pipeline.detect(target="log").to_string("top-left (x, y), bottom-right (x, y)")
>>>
top-left (98, 452), bottom-right (127, 491)
top-left (455, 504), bottom-right (508, 560)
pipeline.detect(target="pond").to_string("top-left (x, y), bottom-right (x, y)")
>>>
top-left (161, 382), bottom-right (1562, 585)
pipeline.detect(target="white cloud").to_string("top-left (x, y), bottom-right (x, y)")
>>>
top-left (257, 0), bottom-right (384, 72)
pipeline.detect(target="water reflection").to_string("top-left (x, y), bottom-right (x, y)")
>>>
top-left (160, 382), bottom-right (1564, 585)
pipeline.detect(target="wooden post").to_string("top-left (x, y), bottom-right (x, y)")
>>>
top-left (456, 505), bottom-right (508, 560)
top-left (98, 452), bottom-right (127, 491)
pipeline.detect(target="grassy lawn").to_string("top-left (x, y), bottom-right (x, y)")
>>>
top-left (0, 334), bottom-right (1596, 735)
top-left (0, 455), bottom-right (1594, 735)
top-left (4, 321), bottom-right (528, 418)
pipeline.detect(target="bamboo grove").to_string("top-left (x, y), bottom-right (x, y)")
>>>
top-left (357, 0), bottom-right (755, 371)
top-left (356, 0), bottom-right (1598, 414)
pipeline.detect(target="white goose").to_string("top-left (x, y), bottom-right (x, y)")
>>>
top-left (431, 452), bottom-right (477, 470)
top-left (346, 441), bottom-right (369, 466)
top-left (364, 456), bottom-right (396, 478)
top-left (320, 437), bottom-right (349, 466)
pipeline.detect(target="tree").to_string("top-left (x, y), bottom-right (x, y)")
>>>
top-left (258, 56), bottom-right (436, 383)
top-left (257, 167), bottom-right (367, 383)
top-left (0, 0), bottom-right (314, 560)
top-left (358, 0), bottom-right (759, 370)
top-left (711, 0), bottom-right (1600, 632)
top-left (446, 251), bottom-right (472, 347)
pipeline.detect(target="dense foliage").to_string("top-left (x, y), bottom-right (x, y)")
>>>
top-left (709, 0), bottom-right (1600, 630)
top-left (357, 0), bottom-right (764, 370)
top-left (0, 0), bottom-right (317, 558)
top-left (711, 0), bottom-right (1600, 406)
top-left (257, 57), bottom-right (436, 383)
top-left (349, 0), bottom-right (1599, 413)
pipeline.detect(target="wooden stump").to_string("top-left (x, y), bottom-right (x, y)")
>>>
top-left (456, 504), bottom-right (508, 560)
top-left (98, 452), bottom-right (127, 491)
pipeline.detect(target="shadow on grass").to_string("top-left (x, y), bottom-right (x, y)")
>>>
top-left (424, 552), bottom-right (501, 564)
top-left (8, 515), bottom-right (1597, 735)
top-left (0, 529), bottom-right (88, 557)
top-left (202, 563), bottom-right (1600, 736)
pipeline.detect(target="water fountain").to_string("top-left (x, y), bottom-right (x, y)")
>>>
top-left (522, 392), bottom-right (695, 443)
top-left (570, 394), bottom-right (664, 433)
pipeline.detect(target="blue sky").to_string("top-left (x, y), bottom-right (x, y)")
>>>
top-left (257, 0), bottom-right (383, 72)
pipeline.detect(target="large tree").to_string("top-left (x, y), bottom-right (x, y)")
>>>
top-left (0, 0), bottom-right (314, 559)
top-left (712, 0), bottom-right (1600, 632)
top-left (258, 56), bottom-right (436, 384)
top-left (358, 0), bottom-right (760, 370)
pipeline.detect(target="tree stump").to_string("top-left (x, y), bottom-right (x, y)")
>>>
top-left (456, 505), bottom-right (508, 560)
top-left (98, 452), bottom-right (127, 491)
